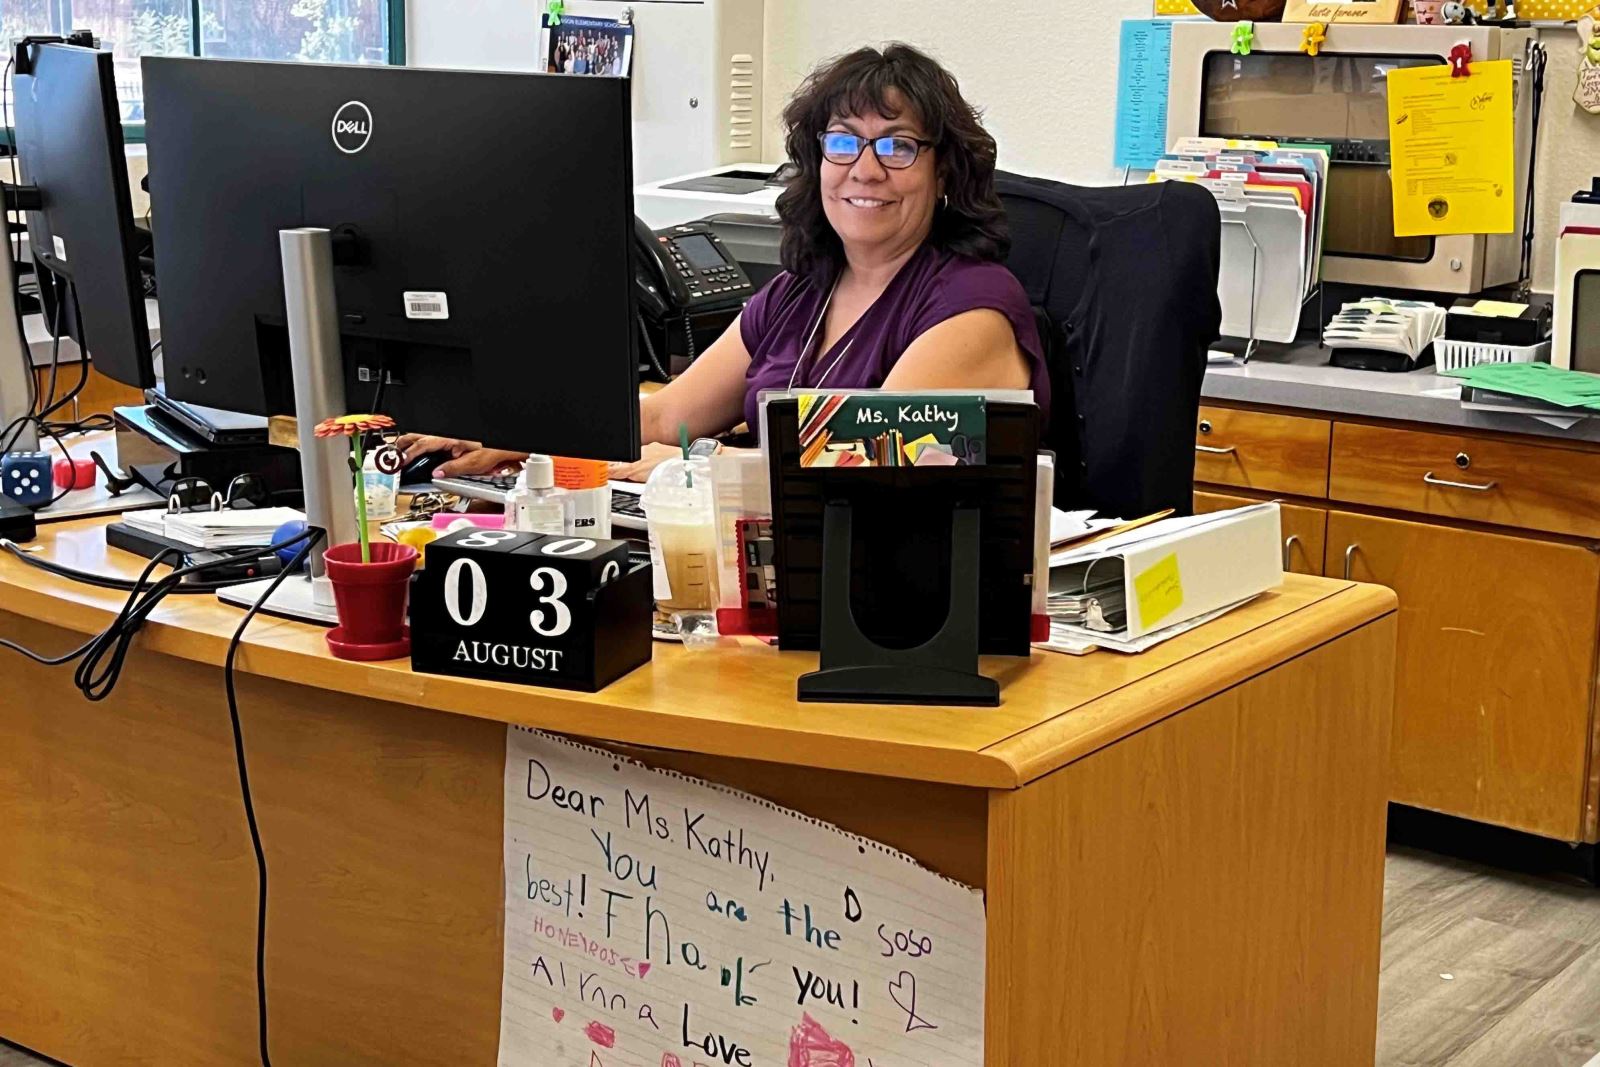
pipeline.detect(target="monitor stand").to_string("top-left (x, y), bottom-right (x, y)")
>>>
top-left (0, 191), bottom-right (40, 454)
top-left (798, 501), bottom-right (999, 707)
top-left (216, 227), bottom-right (360, 625)
top-left (218, 572), bottom-right (342, 625)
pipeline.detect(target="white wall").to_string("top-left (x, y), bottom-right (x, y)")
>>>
top-left (1529, 31), bottom-right (1600, 291)
top-left (408, 0), bottom-right (543, 70)
top-left (405, 0), bottom-right (761, 183)
top-left (762, 3), bottom-right (1600, 292)
top-left (762, 0), bottom-right (1150, 187)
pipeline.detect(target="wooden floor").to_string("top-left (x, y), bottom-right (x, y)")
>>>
top-left (1380, 846), bottom-right (1600, 1067)
top-left (2, 846), bottom-right (1597, 1066)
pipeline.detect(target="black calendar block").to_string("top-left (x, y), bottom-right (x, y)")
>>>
top-left (423, 528), bottom-right (548, 637)
top-left (512, 535), bottom-right (631, 589)
top-left (410, 530), bottom-right (651, 692)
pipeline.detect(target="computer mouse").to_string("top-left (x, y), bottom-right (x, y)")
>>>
top-left (399, 451), bottom-right (448, 487)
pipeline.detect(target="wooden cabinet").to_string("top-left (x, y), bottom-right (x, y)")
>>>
top-left (1330, 423), bottom-right (1600, 539)
top-left (32, 364), bottom-right (143, 419)
top-left (1325, 510), bottom-right (1600, 841)
top-left (1195, 406), bottom-right (1332, 498)
top-left (1195, 490), bottom-right (1327, 576)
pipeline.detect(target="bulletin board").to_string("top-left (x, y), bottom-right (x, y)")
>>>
top-left (1154, 0), bottom-right (1594, 17)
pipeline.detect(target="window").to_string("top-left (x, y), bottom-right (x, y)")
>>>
top-left (3, 0), bottom-right (404, 134)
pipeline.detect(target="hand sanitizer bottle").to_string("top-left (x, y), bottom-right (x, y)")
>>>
top-left (504, 454), bottom-right (567, 535)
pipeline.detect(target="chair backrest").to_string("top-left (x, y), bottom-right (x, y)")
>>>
top-left (998, 173), bottom-right (1221, 518)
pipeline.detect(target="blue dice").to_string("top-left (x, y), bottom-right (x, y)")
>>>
top-left (1, 452), bottom-right (53, 508)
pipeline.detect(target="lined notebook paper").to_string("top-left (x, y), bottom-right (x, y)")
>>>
top-left (499, 727), bottom-right (986, 1067)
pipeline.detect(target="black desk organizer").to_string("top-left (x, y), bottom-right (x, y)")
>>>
top-left (766, 399), bottom-right (1039, 706)
top-left (410, 556), bottom-right (654, 693)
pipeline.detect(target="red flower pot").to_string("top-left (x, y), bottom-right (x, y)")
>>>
top-left (323, 541), bottom-right (418, 660)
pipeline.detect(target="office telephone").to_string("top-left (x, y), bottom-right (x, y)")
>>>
top-left (633, 218), bottom-right (753, 319)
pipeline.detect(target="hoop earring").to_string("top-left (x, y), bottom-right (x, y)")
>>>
top-left (941, 194), bottom-right (949, 210)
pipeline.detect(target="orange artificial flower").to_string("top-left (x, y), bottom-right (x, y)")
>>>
top-left (313, 413), bottom-right (395, 439)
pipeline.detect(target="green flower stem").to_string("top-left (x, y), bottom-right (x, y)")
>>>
top-left (353, 433), bottom-right (370, 563)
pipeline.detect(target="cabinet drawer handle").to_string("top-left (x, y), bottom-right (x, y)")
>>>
top-left (1423, 471), bottom-right (1498, 492)
top-left (1283, 534), bottom-right (1301, 571)
top-left (1196, 444), bottom-right (1237, 455)
top-left (1343, 543), bottom-right (1359, 581)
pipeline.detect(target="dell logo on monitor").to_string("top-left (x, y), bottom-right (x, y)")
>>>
top-left (331, 101), bottom-right (373, 154)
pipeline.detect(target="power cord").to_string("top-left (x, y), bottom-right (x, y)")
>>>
top-left (222, 529), bottom-right (324, 1067)
top-left (637, 312), bottom-right (669, 381)
top-left (3, 538), bottom-right (265, 593)
top-left (3, 55), bottom-right (22, 291)
top-left (42, 412), bottom-right (116, 436)
top-left (0, 527), bottom-right (319, 699)
top-left (1, 524), bottom-right (326, 1067)
top-left (682, 312), bottom-right (700, 364)
top-left (0, 299), bottom-right (61, 454)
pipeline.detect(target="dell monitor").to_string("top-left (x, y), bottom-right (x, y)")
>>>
top-left (12, 41), bottom-right (155, 389)
top-left (141, 57), bottom-right (641, 461)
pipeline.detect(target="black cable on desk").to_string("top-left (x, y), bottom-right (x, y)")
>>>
top-left (0, 529), bottom-right (319, 699)
top-left (4, 524), bottom-right (328, 1066)
top-left (221, 528), bottom-right (321, 1067)
top-left (3, 537), bottom-right (282, 593)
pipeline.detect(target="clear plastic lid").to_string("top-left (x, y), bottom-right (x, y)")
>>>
top-left (641, 456), bottom-right (715, 520)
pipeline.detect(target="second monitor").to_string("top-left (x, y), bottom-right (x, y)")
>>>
top-left (141, 57), bottom-right (641, 461)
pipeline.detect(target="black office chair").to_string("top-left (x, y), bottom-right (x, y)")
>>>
top-left (997, 173), bottom-right (1222, 517)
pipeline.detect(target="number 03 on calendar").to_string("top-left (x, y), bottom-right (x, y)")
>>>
top-left (410, 527), bottom-right (654, 692)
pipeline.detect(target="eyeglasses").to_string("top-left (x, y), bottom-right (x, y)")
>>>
top-left (167, 473), bottom-right (272, 514)
top-left (818, 131), bottom-right (935, 170)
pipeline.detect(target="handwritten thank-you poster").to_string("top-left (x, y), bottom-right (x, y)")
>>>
top-left (499, 728), bottom-right (987, 1066)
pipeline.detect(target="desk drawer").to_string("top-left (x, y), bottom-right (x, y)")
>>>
top-left (1194, 406), bottom-right (1330, 498)
top-left (1330, 423), bottom-right (1600, 538)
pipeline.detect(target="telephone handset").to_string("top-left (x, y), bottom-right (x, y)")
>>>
top-left (633, 217), bottom-right (754, 320)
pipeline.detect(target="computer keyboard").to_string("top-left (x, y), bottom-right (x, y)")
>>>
top-left (431, 473), bottom-right (517, 502)
top-left (611, 491), bottom-right (647, 523)
top-left (430, 473), bottom-right (649, 532)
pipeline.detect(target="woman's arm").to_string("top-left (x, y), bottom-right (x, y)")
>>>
top-left (609, 316), bottom-right (755, 482)
top-left (399, 315), bottom-right (756, 480)
top-left (638, 313), bottom-right (753, 444)
top-left (880, 308), bottom-right (1032, 392)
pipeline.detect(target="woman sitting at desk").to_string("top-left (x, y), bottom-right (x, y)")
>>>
top-left (399, 43), bottom-right (1049, 481)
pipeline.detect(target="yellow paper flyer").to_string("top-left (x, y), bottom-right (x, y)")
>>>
top-left (1386, 59), bottom-right (1516, 237)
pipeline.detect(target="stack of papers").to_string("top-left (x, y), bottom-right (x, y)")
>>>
top-left (1050, 508), bottom-right (1123, 548)
top-left (1148, 136), bottom-right (1329, 344)
top-left (121, 506), bottom-right (305, 550)
top-left (1324, 298), bottom-right (1446, 361)
top-left (1038, 597), bottom-right (1260, 656)
top-left (1441, 362), bottom-right (1600, 411)
top-left (1035, 504), bottom-right (1283, 656)
top-left (1456, 388), bottom-right (1593, 431)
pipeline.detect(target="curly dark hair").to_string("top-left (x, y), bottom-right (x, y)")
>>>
top-left (776, 43), bottom-right (1010, 287)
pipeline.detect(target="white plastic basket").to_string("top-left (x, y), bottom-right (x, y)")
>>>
top-left (1433, 338), bottom-right (1551, 374)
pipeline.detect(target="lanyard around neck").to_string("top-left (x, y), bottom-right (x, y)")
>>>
top-left (788, 276), bottom-right (856, 392)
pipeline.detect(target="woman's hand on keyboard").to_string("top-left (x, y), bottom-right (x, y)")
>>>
top-left (396, 434), bottom-right (526, 477)
top-left (608, 442), bottom-right (681, 484)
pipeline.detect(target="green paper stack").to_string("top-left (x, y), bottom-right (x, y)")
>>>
top-left (1441, 362), bottom-right (1600, 412)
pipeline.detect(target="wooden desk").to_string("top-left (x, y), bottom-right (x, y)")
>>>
top-left (0, 517), bottom-right (1397, 1065)
top-left (1194, 382), bottom-right (1600, 844)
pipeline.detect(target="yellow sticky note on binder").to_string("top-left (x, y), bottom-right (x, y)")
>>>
top-left (1135, 554), bottom-right (1184, 629)
top-left (1386, 60), bottom-right (1516, 237)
